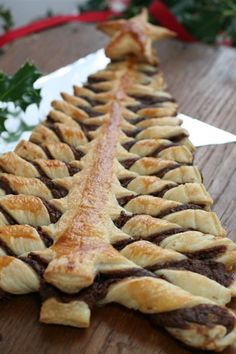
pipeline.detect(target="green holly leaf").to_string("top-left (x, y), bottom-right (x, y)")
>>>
top-left (166, 0), bottom-right (194, 16)
top-left (0, 5), bottom-right (14, 32)
top-left (0, 62), bottom-right (42, 111)
top-left (182, 12), bottom-right (223, 43)
top-left (0, 107), bottom-right (8, 132)
top-left (0, 62), bottom-right (42, 142)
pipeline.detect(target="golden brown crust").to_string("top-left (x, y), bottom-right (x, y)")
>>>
top-left (98, 9), bottom-right (175, 64)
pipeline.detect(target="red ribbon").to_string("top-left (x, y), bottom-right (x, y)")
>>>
top-left (149, 0), bottom-right (196, 42)
top-left (0, 11), bottom-right (118, 48)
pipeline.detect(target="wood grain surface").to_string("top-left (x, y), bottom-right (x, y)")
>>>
top-left (0, 23), bottom-right (235, 354)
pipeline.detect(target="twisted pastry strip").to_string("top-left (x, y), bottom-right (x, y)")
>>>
top-left (0, 194), bottom-right (62, 226)
top-left (0, 225), bottom-right (47, 255)
top-left (0, 173), bottom-right (69, 200)
top-left (121, 240), bottom-right (236, 303)
top-left (114, 214), bottom-right (236, 269)
top-left (0, 152), bottom-right (81, 178)
top-left (1, 250), bottom-right (236, 352)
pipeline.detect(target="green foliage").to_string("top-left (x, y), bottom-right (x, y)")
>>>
top-left (81, 0), bottom-right (236, 45)
top-left (166, 0), bottom-right (236, 44)
top-left (0, 63), bottom-right (42, 142)
top-left (79, 0), bottom-right (108, 12)
top-left (0, 5), bottom-right (14, 32)
top-left (0, 63), bottom-right (42, 110)
top-left (123, 0), bottom-right (151, 17)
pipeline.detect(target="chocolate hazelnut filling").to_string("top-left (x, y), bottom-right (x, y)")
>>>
top-left (83, 84), bottom-right (107, 93)
top-left (41, 199), bottom-right (62, 223)
top-left (130, 94), bottom-right (175, 105)
top-left (45, 123), bottom-right (67, 143)
top-left (0, 177), bottom-right (15, 195)
top-left (129, 117), bottom-right (145, 125)
top-left (113, 211), bottom-right (133, 229)
top-left (113, 202), bottom-right (202, 227)
top-left (117, 194), bottom-right (138, 207)
top-left (38, 177), bottom-right (68, 199)
top-left (40, 145), bottom-right (54, 159)
top-left (147, 259), bottom-right (234, 287)
top-left (37, 227), bottom-right (53, 247)
top-left (157, 203), bottom-right (203, 218)
top-left (87, 76), bottom-right (108, 84)
top-left (120, 158), bottom-right (139, 169)
top-left (122, 141), bottom-right (136, 151)
top-left (112, 227), bottom-right (186, 250)
top-left (151, 184), bottom-right (176, 198)
top-left (110, 58), bottom-right (125, 64)
top-left (77, 106), bottom-right (101, 117)
top-left (126, 103), bottom-right (163, 113)
top-left (79, 123), bottom-right (98, 139)
top-left (184, 246), bottom-right (227, 261)
top-left (124, 128), bottom-right (142, 138)
top-left (66, 163), bottom-right (80, 176)
top-left (145, 228), bottom-right (188, 245)
top-left (112, 238), bottom-right (134, 251)
top-left (122, 142), bottom-right (178, 157)
top-left (0, 205), bottom-right (18, 225)
top-left (171, 133), bottom-right (188, 143)
top-left (40, 268), bottom-right (155, 307)
top-left (20, 253), bottom-right (48, 278)
top-left (79, 268), bottom-right (156, 308)
top-left (119, 177), bottom-right (135, 188)
top-left (69, 146), bottom-right (85, 160)
top-left (150, 304), bottom-right (235, 334)
top-left (79, 96), bottom-right (104, 107)
top-left (31, 161), bottom-right (48, 178)
top-left (148, 143), bottom-right (176, 157)
top-left (46, 114), bottom-right (57, 123)
top-left (114, 204), bottom-right (202, 228)
top-left (152, 164), bottom-right (180, 178)
top-left (39, 265), bottom-right (235, 335)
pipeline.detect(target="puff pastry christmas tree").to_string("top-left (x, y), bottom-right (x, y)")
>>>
top-left (0, 10), bottom-right (236, 352)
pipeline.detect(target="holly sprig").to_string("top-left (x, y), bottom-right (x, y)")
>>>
top-left (164, 0), bottom-right (236, 45)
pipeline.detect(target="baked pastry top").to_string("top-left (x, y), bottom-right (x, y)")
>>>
top-left (0, 9), bottom-right (235, 352)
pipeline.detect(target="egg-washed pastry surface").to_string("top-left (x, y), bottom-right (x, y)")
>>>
top-left (0, 9), bottom-right (235, 352)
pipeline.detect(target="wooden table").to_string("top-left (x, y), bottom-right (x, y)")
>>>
top-left (0, 23), bottom-right (236, 354)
